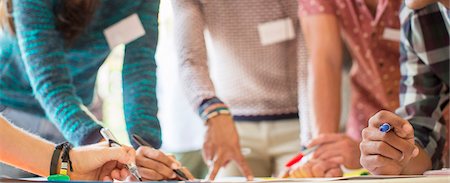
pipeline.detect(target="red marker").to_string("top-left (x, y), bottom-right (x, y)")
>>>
top-left (285, 146), bottom-right (319, 167)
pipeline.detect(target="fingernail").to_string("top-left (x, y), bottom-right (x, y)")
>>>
top-left (412, 147), bottom-right (419, 157)
top-left (171, 163), bottom-right (180, 169)
top-left (171, 173), bottom-right (177, 179)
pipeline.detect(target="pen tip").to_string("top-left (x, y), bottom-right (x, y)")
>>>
top-left (138, 177), bottom-right (142, 181)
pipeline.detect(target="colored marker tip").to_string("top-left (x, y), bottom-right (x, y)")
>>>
top-left (379, 123), bottom-right (391, 133)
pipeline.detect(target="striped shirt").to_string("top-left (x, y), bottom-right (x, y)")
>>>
top-left (397, 3), bottom-right (449, 169)
top-left (0, 0), bottom-right (161, 147)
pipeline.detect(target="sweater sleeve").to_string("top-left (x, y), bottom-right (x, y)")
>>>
top-left (12, 0), bottom-right (102, 146)
top-left (172, 0), bottom-right (217, 110)
top-left (122, 0), bottom-right (162, 148)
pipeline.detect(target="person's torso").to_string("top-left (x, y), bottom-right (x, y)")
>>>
top-left (0, 0), bottom-right (147, 115)
top-left (199, 0), bottom-right (302, 115)
top-left (329, 0), bottom-right (403, 140)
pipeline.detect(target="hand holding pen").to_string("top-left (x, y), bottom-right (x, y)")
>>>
top-left (360, 110), bottom-right (419, 175)
top-left (132, 134), bottom-right (195, 181)
top-left (100, 128), bottom-right (143, 181)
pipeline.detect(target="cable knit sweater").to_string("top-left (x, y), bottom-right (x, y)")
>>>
top-left (0, 0), bottom-right (161, 147)
top-left (172, 0), bottom-right (309, 120)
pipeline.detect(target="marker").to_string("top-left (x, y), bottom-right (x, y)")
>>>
top-left (379, 123), bottom-right (392, 133)
top-left (100, 128), bottom-right (143, 181)
top-left (284, 146), bottom-right (319, 168)
top-left (132, 134), bottom-right (190, 181)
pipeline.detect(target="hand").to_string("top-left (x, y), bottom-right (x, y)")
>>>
top-left (360, 110), bottom-right (419, 175)
top-left (308, 133), bottom-right (362, 169)
top-left (285, 159), bottom-right (342, 178)
top-left (68, 142), bottom-right (136, 181)
top-left (135, 146), bottom-right (194, 181)
top-left (167, 154), bottom-right (196, 180)
top-left (203, 115), bottom-right (253, 180)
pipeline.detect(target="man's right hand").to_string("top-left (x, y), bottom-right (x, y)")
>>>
top-left (360, 110), bottom-right (420, 175)
top-left (203, 115), bottom-right (253, 181)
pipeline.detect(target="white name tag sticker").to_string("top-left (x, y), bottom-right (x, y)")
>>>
top-left (258, 18), bottom-right (296, 46)
top-left (382, 28), bottom-right (400, 42)
top-left (104, 13), bottom-right (146, 49)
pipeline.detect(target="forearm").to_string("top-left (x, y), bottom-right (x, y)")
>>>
top-left (123, 0), bottom-right (161, 149)
top-left (301, 15), bottom-right (343, 136)
top-left (308, 56), bottom-right (342, 135)
top-left (401, 145), bottom-right (432, 175)
top-left (172, 0), bottom-right (216, 108)
top-left (0, 117), bottom-right (54, 177)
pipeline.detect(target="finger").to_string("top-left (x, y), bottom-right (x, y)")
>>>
top-left (139, 167), bottom-right (165, 181)
top-left (368, 111), bottom-right (414, 139)
top-left (360, 140), bottom-right (403, 161)
top-left (180, 167), bottom-right (196, 180)
top-left (167, 154), bottom-right (182, 168)
top-left (103, 176), bottom-right (113, 182)
top-left (308, 134), bottom-right (341, 147)
top-left (97, 161), bottom-right (117, 181)
top-left (325, 167), bottom-right (342, 177)
top-left (311, 162), bottom-right (326, 178)
top-left (300, 162), bottom-right (314, 178)
top-left (289, 168), bottom-right (303, 178)
top-left (327, 156), bottom-right (345, 165)
top-left (110, 168), bottom-right (122, 180)
top-left (313, 143), bottom-right (341, 159)
top-left (360, 155), bottom-right (402, 175)
top-left (136, 155), bottom-right (177, 179)
top-left (233, 151), bottom-right (254, 180)
top-left (120, 168), bottom-right (129, 180)
top-left (310, 160), bottom-right (339, 177)
top-left (203, 142), bottom-right (216, 166)
top-left (207, 155), bottom-right (224, 181)
top-left (137, 146), bottom-right (178, 169)
top-left (362, 129), bottom-right (418, 160)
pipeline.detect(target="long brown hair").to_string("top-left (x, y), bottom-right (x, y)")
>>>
top-left (0, 0), bottom-right (99, 42)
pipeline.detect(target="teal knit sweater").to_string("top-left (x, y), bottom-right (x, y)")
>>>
top-left (0, 0), bottom-right (161, 148)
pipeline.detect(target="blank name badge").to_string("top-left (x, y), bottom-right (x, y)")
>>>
top-left (382, 28), bottom-right (400, 42)
top-left (104, 13), bottom-right (146, 49)
top-left (258, 18), bottom-right (296, 46)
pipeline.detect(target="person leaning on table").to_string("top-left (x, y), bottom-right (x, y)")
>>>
top-left (0, 0), bottom-right (189, 180)
top-left (172, 0), bottom-right (308, 180)
top-left (0, 115), bottom-right (136, 181)
top-left (360, 0), bottom-right (449, 175)
top-left (286, 0), bottom-right (404, 178)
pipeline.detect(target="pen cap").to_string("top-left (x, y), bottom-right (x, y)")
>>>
top-left (100, 128), bottom-right (119, 141)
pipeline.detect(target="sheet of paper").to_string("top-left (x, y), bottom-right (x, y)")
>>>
top-left (213, 175), bottom-right (425, 182)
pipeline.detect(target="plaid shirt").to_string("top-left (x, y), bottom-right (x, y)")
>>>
top-left (397, 3), bottom-right (449, 169)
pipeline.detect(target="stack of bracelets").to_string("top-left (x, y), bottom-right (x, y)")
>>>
top-left (48, 142), bottom-right (73, 181)
top-left (199, 97), bottom-right (231, 122)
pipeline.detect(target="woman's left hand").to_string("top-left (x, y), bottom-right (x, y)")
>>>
top-left (68, 142), bottom-right (136, 181)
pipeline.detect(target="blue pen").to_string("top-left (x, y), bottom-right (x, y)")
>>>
top-left (379, 123), bottom-right (392, 133)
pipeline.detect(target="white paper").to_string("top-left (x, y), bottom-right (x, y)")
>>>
top-left (104, 13), bottom-right (146, 49)
top-left (382, 28), bottom-right (401, 42)
top-left (258, 18), bottom-right (296, 46)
